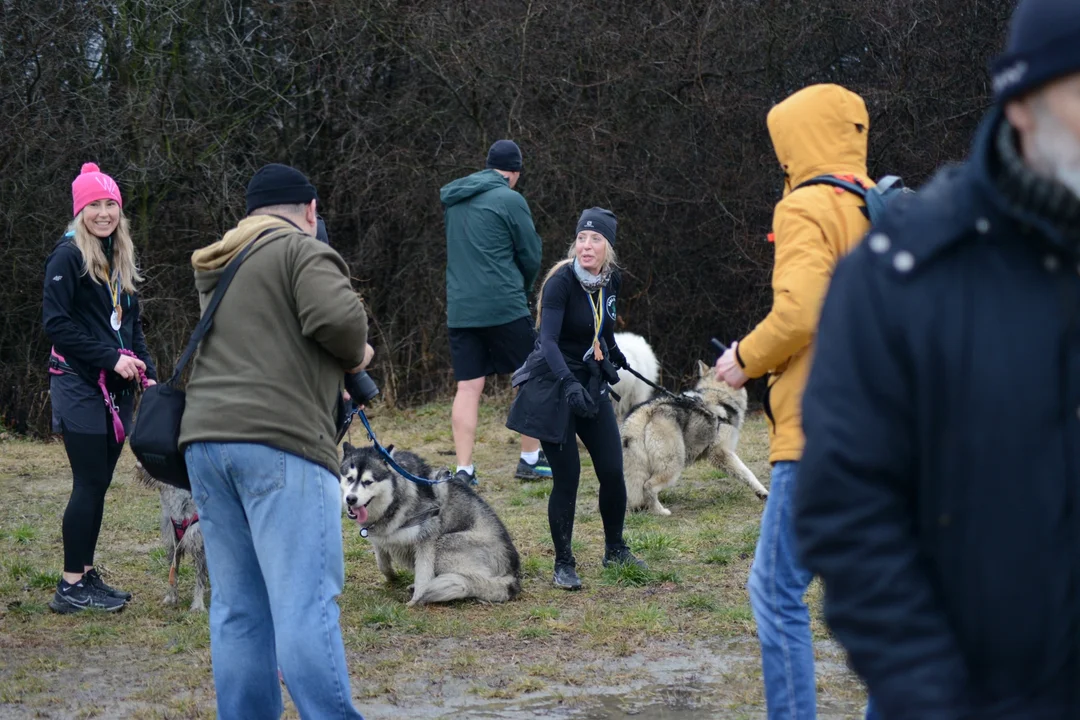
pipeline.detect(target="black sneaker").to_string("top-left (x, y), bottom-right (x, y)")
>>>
top-left (454, 468), bottom-right (478, 487)
top-left (48, 578), bottom-right (126, 614)
top-left (603, 544), bottom-right (648, 570)
top-left (84, 568), bottom-right (132, 602)
top-left (515, 452), bottom-right (553, 481)
top-left (553, 560), bottom-right (582, 591)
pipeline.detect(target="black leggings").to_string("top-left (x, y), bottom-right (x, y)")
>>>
top-left (61, 429), bottom-right (123, 574)
top-left (540, 399), bottom-right (627, 564)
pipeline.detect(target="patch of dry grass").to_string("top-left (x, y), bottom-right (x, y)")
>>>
top-left (0, 394), bottom-right (865, 717)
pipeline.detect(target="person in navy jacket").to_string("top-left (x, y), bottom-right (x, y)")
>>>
top-left (42, 162), bottom-right (157, 614)
top-left (794, 1), bottom-right (1080, 717)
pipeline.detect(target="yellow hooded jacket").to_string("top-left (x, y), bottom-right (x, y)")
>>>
top-left (736, 84), bottom-right (873, 464)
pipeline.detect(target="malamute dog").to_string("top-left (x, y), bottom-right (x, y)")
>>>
top-left (610, 331), bottom-right (661, 420)
top-left (339, 442), bottom-right (522, 606)
top-left (622, 360), bottom-right (769, 515)
top-left (133, 462), bottom-right (209, 612)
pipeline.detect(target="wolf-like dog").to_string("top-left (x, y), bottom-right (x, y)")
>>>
top-left (622, 360), bottom-right (769, 515)
top-left (133, 462), bottom-right (209, 612)
top-left (610, 331), bottom-right (661, 420)
top-left (339, 442), bottom-right (522, 607)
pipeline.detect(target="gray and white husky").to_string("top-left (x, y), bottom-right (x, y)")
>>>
top-left (133, 462), bottom-right (209, 612)
top-left (621, 360), bottom-right (769, 516)
top-left (338, 442), bottom-right (522, 607)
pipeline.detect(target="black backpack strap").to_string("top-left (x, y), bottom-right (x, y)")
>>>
top-left (794, 175), bottom-right (870, 219)
top-left (166, 228), bottom-right (286, 386)
top-left (795, 175), bottom-right (868, 197)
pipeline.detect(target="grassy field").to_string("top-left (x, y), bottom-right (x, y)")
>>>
top-left (0, 395), bottom-right (869, 719)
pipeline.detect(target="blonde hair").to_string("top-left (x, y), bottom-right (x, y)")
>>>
top-left (65, 209), bottom-right (142, 293)
top-left (533, 237), bottom-right (620, 329)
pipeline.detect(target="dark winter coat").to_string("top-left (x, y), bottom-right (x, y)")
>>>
top-left (506, 263), bottom-right (623, 445)
top-left (794, 104), bottom-right (1080, 719)
top-left (43, 234), bottom-right (158, 393)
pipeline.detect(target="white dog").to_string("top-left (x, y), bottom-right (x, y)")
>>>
top-left (610, 331), bottom-right (660, 420)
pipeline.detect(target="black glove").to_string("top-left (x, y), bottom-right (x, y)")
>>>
top-left (608, 344), bottom-right (629, 371)
top-left (563, 378), bottom-right (597, 418)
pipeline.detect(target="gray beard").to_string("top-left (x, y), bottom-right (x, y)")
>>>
top-left (1031, 106), bottom-right (1080, 200)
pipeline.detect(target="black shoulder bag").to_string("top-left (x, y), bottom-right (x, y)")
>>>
top-left (130, 230), bottom-right (279, 491)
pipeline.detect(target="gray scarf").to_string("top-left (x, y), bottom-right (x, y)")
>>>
top-left (992, 119), bottom-right (1080, 246)
top-left (572, 258), bottom-right (611, 293)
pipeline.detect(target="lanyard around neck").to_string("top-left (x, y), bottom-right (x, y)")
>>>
top-left (588, 286), bottom-right (605, 361)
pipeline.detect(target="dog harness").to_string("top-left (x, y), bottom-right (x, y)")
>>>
top-left (171, 514), bottom-right (199, 543)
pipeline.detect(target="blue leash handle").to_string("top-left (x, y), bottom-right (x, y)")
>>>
top-left (346, 405), bottom-right (450, 486)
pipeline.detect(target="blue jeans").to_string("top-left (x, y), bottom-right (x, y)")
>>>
top-left (185, 442), bottom-right (364, 720)
top-left (748, 460), bottom-right (816, 719)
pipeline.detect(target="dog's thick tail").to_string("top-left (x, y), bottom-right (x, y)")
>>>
top-left (415, 573), bottom-right (520, 604)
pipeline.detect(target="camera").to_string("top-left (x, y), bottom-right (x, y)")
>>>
top-left (345, 370), bottom-right (380, 405)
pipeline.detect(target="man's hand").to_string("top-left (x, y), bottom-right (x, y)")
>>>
top-left (349, 343), bottom-right (375, 374)
top-left (714, 341), bottom-right (749, 389)
top-left (145, 378), bottom-right (157, 388)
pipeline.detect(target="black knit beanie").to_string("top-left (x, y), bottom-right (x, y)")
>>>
top-left (991, 0), bottom-right (1080, 104)
top-left (485, 140), bottom-right (523, 172)
top-left (246, 163), bottom-right (319, 215)
top-left (575, 207), bottom-right (617, 246)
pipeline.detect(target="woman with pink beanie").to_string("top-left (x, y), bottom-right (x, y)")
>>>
top-left (42, 162), bottom-right (158, 613)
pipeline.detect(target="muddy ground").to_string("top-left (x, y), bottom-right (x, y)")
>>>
top-left (0, 400), bottom-right (869, 719)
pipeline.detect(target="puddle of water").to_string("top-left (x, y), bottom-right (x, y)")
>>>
top-left (441, 684), bottom-right (725, 719)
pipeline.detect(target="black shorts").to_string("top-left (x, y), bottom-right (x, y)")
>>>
top-left (448, 317), bottom-right (537, 382)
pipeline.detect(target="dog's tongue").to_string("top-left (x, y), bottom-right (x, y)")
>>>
top-left (353, 505), bottom-right (368, 524)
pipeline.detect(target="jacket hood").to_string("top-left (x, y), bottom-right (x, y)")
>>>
top-left (767, 84), bottom-right (870, 194)
top-left (191, 214), bottom-right (297, 294)
top-left (440, 169), bottom-right (510, 207)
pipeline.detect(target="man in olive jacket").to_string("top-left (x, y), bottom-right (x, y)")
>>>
top-left (179, 163), bottom-right (372, 720)
top-left (441, 139), bottom-right (550, 485)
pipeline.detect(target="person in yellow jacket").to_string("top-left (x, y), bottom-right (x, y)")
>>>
top-left (715, 83), bottom-right (874, 720)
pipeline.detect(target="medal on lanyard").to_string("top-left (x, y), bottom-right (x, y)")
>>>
top-left (108, 271), bottom-right (122, 331)
top-left (590, 288), bottom-right (605, 361)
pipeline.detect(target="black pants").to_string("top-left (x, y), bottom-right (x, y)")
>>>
top-left (540, 399), bottom-right (627, 564)
top-left (61, 429), bottom-right (123, 574)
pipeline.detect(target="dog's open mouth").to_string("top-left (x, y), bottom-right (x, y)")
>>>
top-left (346, 503), bottom-right (368, 524)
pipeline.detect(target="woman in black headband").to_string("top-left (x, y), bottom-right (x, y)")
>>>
top-left (507, 207), bottom-right (646, 590)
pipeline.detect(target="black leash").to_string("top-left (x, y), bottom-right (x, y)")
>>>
top-left (620, 364), bottom-right (682, 401)
top-left (617, 337), bottom-right (732, 402)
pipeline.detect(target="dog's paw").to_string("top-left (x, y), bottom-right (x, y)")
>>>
top-left (657, 507), bottom-right (672, 516)
top-left (189, 600), bottom-right (207, 613)
top-left (406, 583), bottom-right (415, 594)
top-left (756, 490), bottom-right (769, 501)
top-left (163, 592), bottom-right (179, 606)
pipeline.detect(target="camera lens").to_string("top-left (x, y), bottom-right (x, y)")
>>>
top-left (345, 371), bottom-right (380, 404)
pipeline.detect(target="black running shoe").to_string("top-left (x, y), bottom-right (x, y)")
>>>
top-left (48, 578), bottom-right (126, 614)
top-left (553, 560), bottom-right (582, 591)
top-left (602, 543), bottom-right (648, 570)
top-left (84, 568), bottom-right (132, 601)
top-left (454, 468), bottom-right (478, 487)
top-left (515, 451), bottom-right (553, 481)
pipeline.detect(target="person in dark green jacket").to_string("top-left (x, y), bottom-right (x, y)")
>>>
top-left (441, 139), bottom-right (551, 485)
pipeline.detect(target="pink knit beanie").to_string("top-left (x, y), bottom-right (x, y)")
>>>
top-left (71, 163), bottom-right (123, 217)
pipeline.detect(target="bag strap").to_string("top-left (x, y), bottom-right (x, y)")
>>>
top-left (166, 227), bottom-right (286, 386)
top-left (794, 175), bottom-right (868, 197)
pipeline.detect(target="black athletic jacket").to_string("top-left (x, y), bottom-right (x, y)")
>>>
top-left (42, 234), bottom-right (157, 392)
top-left (507, 263), bottom-right (624, 444)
